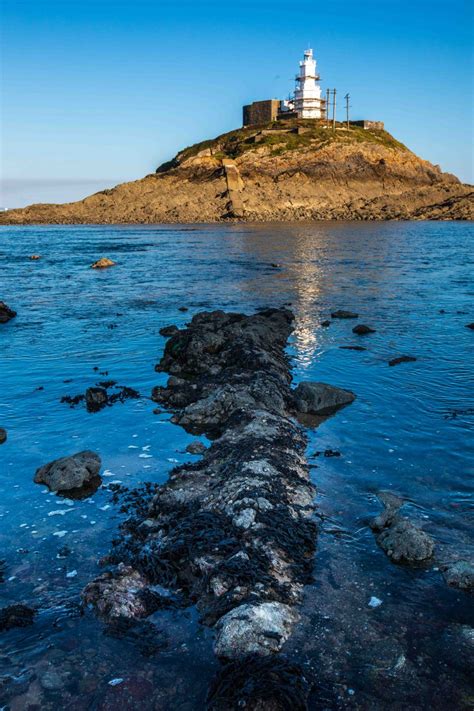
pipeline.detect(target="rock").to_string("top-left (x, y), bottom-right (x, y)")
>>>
top-left (377, 518), bottom-right (434, 563)
top-left (466, 323), bottom-right (474, 330)
top-left (214, 602), bottom-right (298, 658)
top-left (331, 310), bottom-right (358, 319)
top-left (352, 324), bottom-right (376, 335)
top-left (185, 440), bottom-right (207, 455)
top-left (29, 255), bottom-right (41, 260)
top-left (388, 355), bottom-right (417, 367)
top-left (293, 380), bottom-right (356, 415)
top-left (85, 386), bottom-right (108, 412)
top-left (34, 450), bottom-right (101, 493)
top-left (441, 560), bottom-right (474, 592)
top-left (159, 325), bottom-right (179, 337)
top-left (40, 669), bottom-right (70, 691)
top-left (178, 306), bottom-right (188, 312)
top-left (82, 564), bottom-right (152, 620)
top-left (320, 320), bottom-right (331, 327)
top-left (0, 301), bottom-right (16, 324)
top-left (0, 428), bottom-right (6, 445)
top-left (339, 345), bottom-right (367, 351)
top-left (91, 257), bottom-right (116, 269)
top-left (0, 604), bottom-right (36, 632)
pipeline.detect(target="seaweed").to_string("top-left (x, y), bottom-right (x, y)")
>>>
top-left (207, 655), bottom-right (310, 711)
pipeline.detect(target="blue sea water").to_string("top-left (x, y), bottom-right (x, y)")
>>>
top-left (0, 222), bottom-right (473, 709)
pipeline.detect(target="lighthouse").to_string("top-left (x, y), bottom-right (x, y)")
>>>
top-left (293, 48), bottom-right (324, 119)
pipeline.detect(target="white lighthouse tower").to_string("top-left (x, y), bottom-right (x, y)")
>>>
top-left (294, 48), bottom-right (324, 119)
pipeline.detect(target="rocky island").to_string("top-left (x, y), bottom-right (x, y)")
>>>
top-left (2, 121), bottom-right (473, 224)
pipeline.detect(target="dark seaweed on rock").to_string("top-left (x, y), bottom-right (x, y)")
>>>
top-left (207, 654), bottom-right (310, 711)
top-left (83, 308), bottom-right (317, 665)
top-left (0, 604), bottom-right (36, 632)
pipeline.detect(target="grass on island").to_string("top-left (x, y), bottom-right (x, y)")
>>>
top-left (157, 120), bottom-right (409, 171)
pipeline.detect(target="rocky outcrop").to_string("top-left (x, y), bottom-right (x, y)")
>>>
top-left (1, 122), bottom-right (472, 223)
top-left (34, 450), bottom-right (102, 494)
top-left (91, 257), bottom-right (115, 269)
top-left (82, 308), bottom-right (357, 706)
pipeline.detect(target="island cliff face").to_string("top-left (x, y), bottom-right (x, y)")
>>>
top-left (2, 121), bottom-right (473, 223)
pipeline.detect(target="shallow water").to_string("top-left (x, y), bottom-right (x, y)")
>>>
top-left (0, 222), bottom-right (473, 709)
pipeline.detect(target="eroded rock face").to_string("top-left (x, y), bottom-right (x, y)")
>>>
top-left (0, 301), bottom-right (17, 323)
top-left (293, 381), bottom-right (356, 416)
top-left (34, 450), bottom-right (101, 493)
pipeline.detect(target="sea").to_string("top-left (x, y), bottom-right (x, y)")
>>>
top-left (0, 222), bottom-right (473, 709)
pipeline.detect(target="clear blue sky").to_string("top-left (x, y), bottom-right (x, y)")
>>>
top-left (1, 0), bottom-right (473, 207)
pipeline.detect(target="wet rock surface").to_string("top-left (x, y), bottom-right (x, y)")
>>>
top-left (441, 560), bottom-right (474, 592)
top-left (34, 450), bottom-right (102, 494)
top-left (84, 308), bottom-right (323, 700)
top-left (371, 492), bottom-right (435, 564)
top-left (293, 381), bottom-right (356, 416)
top-left (0, 301), bottom-right (17, 323)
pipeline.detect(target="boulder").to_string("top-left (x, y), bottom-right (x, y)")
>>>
top-left (293, 381), bottom-right (356, 415)
top-left (85, 386), bottom-right (108, 412)
top-left (0, 301), bottom-right (16, 323)
top-left (82, 564), bottom-right (151, 620)
top-left (0, 428), bottom-right (6, 445)
top-left (441, 560), bottom-right (474, 592)
top-left (352, 324), bottom-right (376, 335)
top-left (91, 257), bottom-right (116, 269)
top-left (214, 602), bottom-right (297, 659)
top-left (34, 450), bottom-right (101, 493)
top-left (331, 310), bottom-right (358, 319)
top-left (377, 518), bottom-right (434, 563)
top-left (185, 440), bottom-right (207, 455)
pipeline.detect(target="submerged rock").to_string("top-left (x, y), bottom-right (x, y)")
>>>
top-left (339, 345), bottom-right (366, 351)
top-left (388, 355), bottom-right (417, 367)
top-left (0, 428), bottom-right (6, 445)
top-left (293, 380), bottom-right (356, 416)
top-left (441, 560), bottom-right (474, 592)
top-left (34, 450), bottom-right (101, 493)
top-left (466, 323), bottom-right (474, 330)
top-left (320, 320), bottom-right (331, 327)
top-left (214, 602), bottom-right (298, 658)
top-left (91, 257), bottom-right (116, 269)
top-left (331, 310), bottom-right (358, 319)
top-left (0, 604), bottom-right (36, 632)
top-left (0, 301), bottom-right (16, 324)
top-left (352, 324), bottom-right (376, 335)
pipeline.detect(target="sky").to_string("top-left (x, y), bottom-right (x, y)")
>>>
top-left (1, 0), bottom-right (473, 207)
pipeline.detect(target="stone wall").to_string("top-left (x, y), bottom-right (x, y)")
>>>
top-left (243, 99), bottom-right (280, 126)
top-left (351, 120), bottom-right (385, 131)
